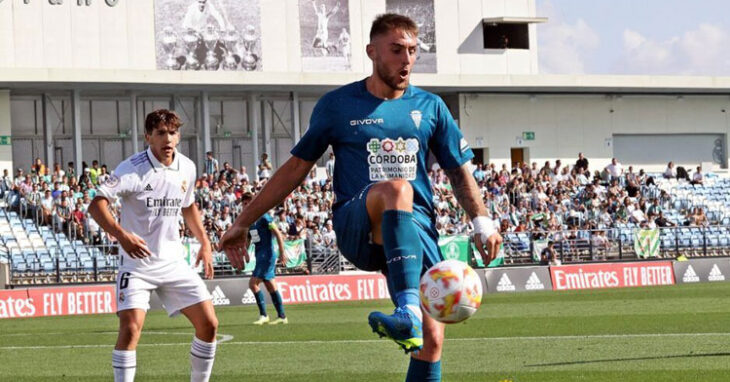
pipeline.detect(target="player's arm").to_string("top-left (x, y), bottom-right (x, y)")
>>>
top-left (444, 163), bottom-right (503, 263)
top-left (182, 202), bottom-right (214, 279)
top-left (219, 156), bottom-right (315, 270)
top-left (87, 196), bottom-right (151, 259)
top-left (269, 223), bottom-right (287, 266)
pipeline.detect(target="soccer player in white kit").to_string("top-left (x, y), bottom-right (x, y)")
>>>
top-left (88, 109), bottom-right (218, 382)
top-left (311, 0), bottom-right (340, 56)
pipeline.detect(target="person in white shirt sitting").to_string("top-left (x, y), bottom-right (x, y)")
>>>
top-left (690, 165), bottom-right (704, 186)
top-left (663, 161), bottom-right (676, 179)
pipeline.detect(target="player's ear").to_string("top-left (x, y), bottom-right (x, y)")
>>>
top-left (366, 43), bottom-right (375, 60)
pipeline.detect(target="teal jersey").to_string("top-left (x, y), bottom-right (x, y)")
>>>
top-left (251, 213), bottom-right (275, 260)
top-left (291, 79), bottom-right (473, 223)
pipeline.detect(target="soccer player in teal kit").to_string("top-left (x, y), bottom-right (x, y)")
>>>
top-left (240, 192), bottom-right (288, 325)
top-left (219, 13), bottom-right (502, 381)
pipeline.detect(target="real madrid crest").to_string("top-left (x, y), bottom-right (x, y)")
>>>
top-left (181, 180), bottom-right (188, 193)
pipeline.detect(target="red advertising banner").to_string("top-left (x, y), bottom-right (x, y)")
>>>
top-left (550, 261), bottom-right (675, 291)
top-left (0, 285), bottom-right (116, 319)
top-left (276, 273), bottom-right (390, 304)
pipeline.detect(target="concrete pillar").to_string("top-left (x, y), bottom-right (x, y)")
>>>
top-left (42, 94), bottom-right (54, 171)
top-left (248, 94), bottom-right (260, 177)
top-left (201, 91), bottom-right (211, 156)
top-left (71, 90), bottom-right (83, 176)
top-left (263, 100), bottom-right (272, 163)
top-left (130, 92), bottom-right (139, 154)
top-left (291, 91), bottom-right (301, 143)
top-left (0, 90), bottom-right (12, 175)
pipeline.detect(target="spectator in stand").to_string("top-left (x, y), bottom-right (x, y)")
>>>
top-left (66, 162), bottom-right (76, 183)
top-left (575, 152), bottom-right (589, 172)
top-left (540, 241), bottom-right (559, 266)
top-left (71, 201), bottom-right (86, 240)
top-left (52, 163), bottom-right (65, 180)
top-left (692, 166), bottom-right (704, 185)
top-left (605, 158), bottom-right (623, 182)
top-left (33, 157), bottom-right (46, 177)
top-left (237, 166), bottom-right (249, 183)
top-left (663, 161), bottom-right (676, 179)
top-left (88, 160), bottom-right (101, 186)
top-left (257, 163), bottom-right (271, 181)
top-left (205, 151), bottom-right (219, 176)
top-left (0, 169), bottom-right (12, 197)
top-left (53, 197), bottom-right (71, 233)
top-left (97, 165), bottom-right (110, 186)
top-left (325, 152), bottom-right (335, 179)
top-left (654, 211), bottom-right (676, 227)
top-left (79, 168), bottom-right (91, 186)
top-left (220, 162), bottom-right (237, 183)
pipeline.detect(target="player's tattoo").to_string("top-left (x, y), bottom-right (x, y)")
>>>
top-left (444, 164), bottom-right (487, 219)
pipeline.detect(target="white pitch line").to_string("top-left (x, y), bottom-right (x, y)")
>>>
top-left (1, 332), bottom-right (729, 351)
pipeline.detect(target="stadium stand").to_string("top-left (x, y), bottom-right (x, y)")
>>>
top-left (1, 155), bottom-right (729, 285)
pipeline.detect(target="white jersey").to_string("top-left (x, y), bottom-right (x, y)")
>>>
top-left (97, 148), bottom-right (197, 271)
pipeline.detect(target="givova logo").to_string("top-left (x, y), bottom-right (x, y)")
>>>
top-left (496, 273), bottom-right (516, 292)
top-left (708, 264), bottom-right (725, 282)
top-left (350, 118), bottom-right (384, 126)
top-left (682, 265), bottom-right (700, 283)
top-left (210, 286), bottom-right (230, 306)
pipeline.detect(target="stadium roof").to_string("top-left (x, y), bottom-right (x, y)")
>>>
top-left (2, 68), bottom-right (730, 96)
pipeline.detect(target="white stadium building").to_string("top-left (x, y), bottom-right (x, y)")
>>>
top-left (1, 0), bottom-right (729, 177)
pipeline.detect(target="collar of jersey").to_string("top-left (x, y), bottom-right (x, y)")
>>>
top-left (359, 78), bottom-right (412, 101)
top-left (146, 148), bottom-right (180, 172)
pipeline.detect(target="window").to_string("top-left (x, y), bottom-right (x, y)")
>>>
top-left (482, 22), bottom-right (529, 50)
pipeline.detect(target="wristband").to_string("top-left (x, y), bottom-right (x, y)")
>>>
top-left (472, 216), bottom-right (496, 237)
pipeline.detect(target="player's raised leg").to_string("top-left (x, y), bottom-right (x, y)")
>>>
top-left (113, 309), bottom-right (146, 382)
top-left (249, 277), bottom-right (269, 325)
top-left (264, 279), bottom-right (287, 324)
top-left (366, 179), bottom-right (424, 352)
top-left (182, 300), bottom-right (218, 382)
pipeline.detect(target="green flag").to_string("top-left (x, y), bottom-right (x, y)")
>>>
top-left (634, 229), bottom-right (660, 258)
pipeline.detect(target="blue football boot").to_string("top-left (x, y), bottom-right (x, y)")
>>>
top-left (368, 306), bottom-right (423, 353)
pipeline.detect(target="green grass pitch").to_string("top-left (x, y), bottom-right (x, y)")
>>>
top-left (2, 282), bottom-right (730, 381)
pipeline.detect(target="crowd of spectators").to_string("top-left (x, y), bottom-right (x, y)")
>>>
top-left (0, 151), bottom-right (715, 253)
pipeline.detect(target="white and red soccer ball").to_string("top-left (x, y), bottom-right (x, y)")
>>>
top-left (419, 260), bottom-right (483, 324)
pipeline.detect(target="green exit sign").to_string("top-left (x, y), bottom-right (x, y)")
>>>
top-left (0, 136), bottom-right (11, 145)
top-left (522, 131), bottom-right (535, 141)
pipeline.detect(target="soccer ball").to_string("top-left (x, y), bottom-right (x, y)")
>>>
top-left (419, 260), bottom-right (483, 324)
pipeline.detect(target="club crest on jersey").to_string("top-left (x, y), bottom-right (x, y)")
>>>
top-left (181, 180), bottom-right (187, 193)
top-left (410, 110), bottom-right (422, 129)
top-left (104, 174), bottom-right (120, 188)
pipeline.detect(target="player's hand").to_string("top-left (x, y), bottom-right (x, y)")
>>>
top-left (473, 231), bottom-right (502, 264)
top-left (118, 231), bottom-right (152, 259)
top-left (218, 224), bottom-right (250, 271)
top-left (196, 242), bottom-right (214, 280)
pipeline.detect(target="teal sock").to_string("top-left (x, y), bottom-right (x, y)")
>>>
top-left (270, 290), bottom-right (286, 318)
top-left (254, 290), bottom-right (267, 317)
top-left (382, 210), bottom-right (423, 308)
top-left (406, 359), bottom-right (441, 382)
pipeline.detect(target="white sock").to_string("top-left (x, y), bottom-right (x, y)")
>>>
top-left (406, 305), bottom-right (423, 321)
top-left (112, 349), bottom-right (136, 382)
top-left (190, 336), bottom-right (217, 382)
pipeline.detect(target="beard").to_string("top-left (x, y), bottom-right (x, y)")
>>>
top-left (375, 61), bottom-right (409, 91)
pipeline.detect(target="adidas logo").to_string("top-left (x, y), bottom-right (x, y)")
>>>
top-left (241, 289), bottom-right (257, 304)
top-left (708, 264), bottom-right (725, 282)
top-left (496, 273), bottom-right (516, 292)
top-left (210, 286), bottom-right (230, 306)
top-left (682, 265), bottom-right (700, 283)
top-left (144, 184), bottom-right (154, 192)
top-left (525, 272), bottom-right (545, 290)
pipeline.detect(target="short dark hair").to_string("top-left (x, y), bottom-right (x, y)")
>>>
top-left (241, 192), bottom-right (254, 202)
top-left (144, 109), bottom-right (182, 135)
top-left (369, 13), bottom-right (418, 41)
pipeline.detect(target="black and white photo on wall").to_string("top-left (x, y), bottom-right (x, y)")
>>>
top-left (154, 0), bottom-right (263, 71)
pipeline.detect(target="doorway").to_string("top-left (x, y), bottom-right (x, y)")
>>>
top-left (510, 148), bottom-right (527, 168)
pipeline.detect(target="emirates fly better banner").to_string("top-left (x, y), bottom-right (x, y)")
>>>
top-left (550, 261), bottom-right (675, 291)
top-left (0, 285), bottom-right (116, 319)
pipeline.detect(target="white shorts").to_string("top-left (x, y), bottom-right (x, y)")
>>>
top-left (116, 260), bottom-right (211, 317)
